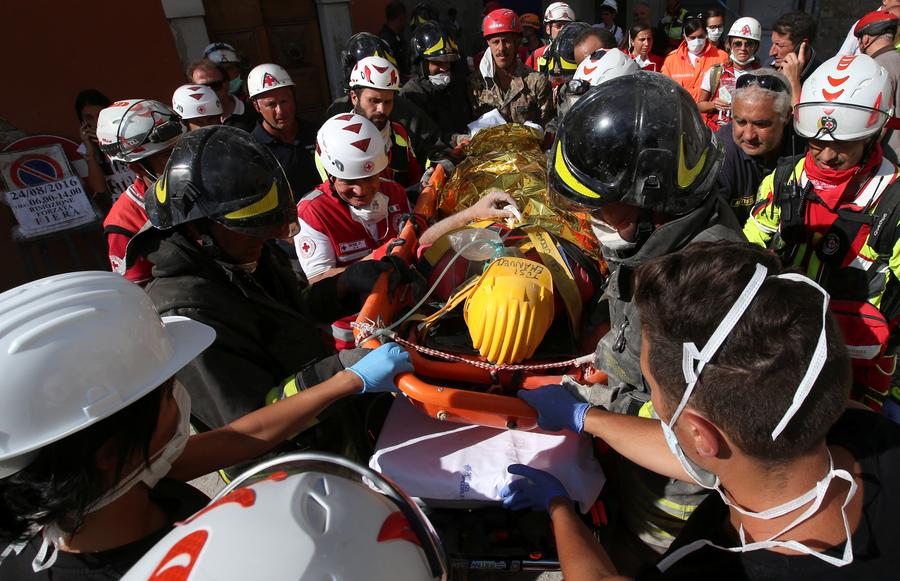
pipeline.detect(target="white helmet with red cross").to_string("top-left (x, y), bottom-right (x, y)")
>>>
top-left (544, 2), bottom-right (575, 23)
top-left (350, 56), bottom-right (400, 91)
top-left (121, 453), bottom-right (448, 581)
top-left (316, 112), bottom-right (389, 179)
top-left (795, 54), bottom-right (893, 141)
top-left (728, 17), bottom-right (762, 42)
top-left (96, 99), bottom-right (185, 163)
top-left (247, 63), bottom-right (295, 99)
top-left (171, 84), bottom-right (223, 120)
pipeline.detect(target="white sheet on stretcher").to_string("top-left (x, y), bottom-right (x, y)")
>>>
top-left (370, 397), bottom-right (605, 513)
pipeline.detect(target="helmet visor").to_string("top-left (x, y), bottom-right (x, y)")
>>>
top-left (102, 100), bottom-right (182, 160)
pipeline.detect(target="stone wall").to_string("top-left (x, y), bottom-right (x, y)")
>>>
top-left (814, 0), bottom-right (870, 58)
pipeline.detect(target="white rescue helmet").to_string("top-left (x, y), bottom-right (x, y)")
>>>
top-left (317, 112), bottom-right (389, 180)
top-left (96, 99), bottom-right (185, 163)
top-left (794, 54), bottom-right (893, 141)
top-left (171, 84), bottom-right (223, 120)
top-left (544, 2), bottom-right (575, 23)
top-left (573, 49), bottom-right (639, 86)
top-left (247, 63), bottom-right (295, 99)
top-left (0, 271), bottom-right (215, 478)
top-left (728, 17), bottom-right (762, 42)
top-left (599, 0), bottom-right (618, 14)
top-left (350, 56), bottom-right (401, 92)
top-left (121, 453), bottom-right (448, 581)
top-left (204, 42), bottom-right (240, 64)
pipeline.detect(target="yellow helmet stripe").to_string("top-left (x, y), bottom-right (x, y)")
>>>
top-left (423, 37), bottom-right (445, 55)
top-left (155, 175), bottom-right (167, 204)
top-left (676, 135), bottom-right (707, 189)
top-left (560, 56), bottom-right (577, 70)
top-left (225, 179), bottom-right (280, 219)
top-left (553, 142), bottom-right (600, 199)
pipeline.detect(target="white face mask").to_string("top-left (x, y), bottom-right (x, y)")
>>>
top-left (349, 191), bottom-right (389, 223)
top-left (707, 27), bottom-right (724, 43)
top-left (590, 219), bottom-right (637, 251)
top-left (654, 264), bottom-right (857, 571)
top-left (429, 72), bottom-right (451, 87)
top-left (30, 384), bottom-right (192, 572)
top-left (730, 50), bottom-right (756, 66)
top-left (687, 37), bottom-right (707, 55)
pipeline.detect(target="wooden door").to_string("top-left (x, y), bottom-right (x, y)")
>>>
top-left (203, 0), bottom-right (331, 121)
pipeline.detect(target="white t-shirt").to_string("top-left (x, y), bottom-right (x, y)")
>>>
top-left (699, 65), bottom-right (755, 93)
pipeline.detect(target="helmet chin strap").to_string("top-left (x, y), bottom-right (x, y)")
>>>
top-left (633, 208), bottom-right (656, 247)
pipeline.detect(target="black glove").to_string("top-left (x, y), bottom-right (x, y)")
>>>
top-left (337, 256), bottom-right (417, 304)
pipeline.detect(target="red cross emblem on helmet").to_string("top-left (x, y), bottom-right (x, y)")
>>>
top-left (740, 25), bottom-right (751, 35)
top-left (262, 72), bottom-right (277, 87)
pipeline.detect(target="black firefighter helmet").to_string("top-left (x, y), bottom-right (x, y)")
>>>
top-left (411, 21), bottom-right (460, 64)
top-left (548, 72), bottom-right (723, 217)
top-left (340, 32), bottom-right (398, 82)
top-left (147, 125), bottom-right (297, 239)
top-left (544, 21), bottom-right (591, 77)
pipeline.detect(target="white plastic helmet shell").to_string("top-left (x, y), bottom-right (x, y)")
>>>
top-left (728, 17), bottom-right (762, 42)
top-left (172, 84), bottom-right (223, 120)
top-left (795, 54), bottom-right (894, 141)
top-left (350, 56), bottom-right (401, 91)
top-left (204, 42), bottom-right (240, 64)
top-left (599, 0), bottom-right (618, 13)
top-left (121, 463), bottom-right (440, 581)
top-left (247, 63), bottom-right (295, 99)
top-left (574, 50), bottom-right (639, 86)
top-left (316, 113), bottom-right (389, 179)
top-left (0, 271), bottom-right (215, 478)
top-left (96, 99), bottom-right (185, 163)
top-left (544, 2), bottom-right (575, 23)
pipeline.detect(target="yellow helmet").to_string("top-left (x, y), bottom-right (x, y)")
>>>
top-left (464, 257), bottom-right (554, 365)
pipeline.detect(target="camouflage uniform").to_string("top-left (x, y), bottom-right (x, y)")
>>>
top-left (468, 62), bottom-right (553, 127)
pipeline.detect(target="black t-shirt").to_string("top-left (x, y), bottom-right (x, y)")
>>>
top-left (250, 119), bottom-right (318, 202)
top-left (639, 409), bottom-right (900, 580)
top-left (0, 479), bottom-right (209, 580)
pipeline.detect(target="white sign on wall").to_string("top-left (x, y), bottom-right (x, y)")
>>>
top-left (3, 176), bottom-right (97, 239)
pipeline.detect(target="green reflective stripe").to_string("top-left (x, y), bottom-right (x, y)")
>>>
top-left (638, 400), bottom-right (655, 419)
top-left (282, 378), bottom-right (300, 398)
top-left (394, 132), bottom-right (409, 148)
top-left (314, 150), bottom-right (328, 182)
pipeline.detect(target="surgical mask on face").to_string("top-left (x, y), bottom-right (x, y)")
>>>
top-left (30, 384), bottom-right (192, 572)
top-left (590, 219), bottom-right (637, 251)
top-left (349, 191), bottom-right (389, 223)
top-left (687, 37), bottom-right (707, 55)
top-left (229, 77), bottom-right (243, 95)
top-left (429, 72), bottom-right (451, 87)
top-left (730, 50), bottom-right (756, 66)
top-left (654, 264), bottom-right (857, 571)
top-left (634, 54), bottom-right (651, 68)
top-left (707, 27), bottom-right (724, 43)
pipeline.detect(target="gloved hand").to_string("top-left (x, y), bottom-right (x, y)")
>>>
top-left (337, 256), bottom-right (414, 301)
top-left (500, 464), bottom-right (570, 512)
top-left (883, 398), bottom-right (900, 424)
top-left (347, 342), bottom-right (413, 393)
top-left (518, 385), bottom-right (591, 433)
top-left (420, 158), bottom-right (456, 186)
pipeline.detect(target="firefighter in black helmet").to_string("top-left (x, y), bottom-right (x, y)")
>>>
top-left (523, 72), bottom-right (747, 563)
top-left (544, 21), bottom-right (591, 85)
top-left (132, 126), bottom-right (405, 449)
top-left (400, 20), bottom-right (474, 143)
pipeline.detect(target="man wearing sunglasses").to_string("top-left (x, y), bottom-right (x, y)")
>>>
top-left (188, 59), bottom-right (259, 133)
top-left (716, 69), bottom-right (803, 224)
top-left (745, 54), bottom-right (900, 420)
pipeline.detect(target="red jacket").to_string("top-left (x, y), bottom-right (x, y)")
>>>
top-left (103, 179), bottom-right (152, 284)
top-left (525, 44), bottom-right (549, 71)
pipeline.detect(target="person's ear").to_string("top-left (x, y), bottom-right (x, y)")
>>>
top-left (350, 90), bottom-right (359, 107)
top-left (252, 99), bottom-right (261, 114)
top-left (680, 409), bottom-right (723, 459)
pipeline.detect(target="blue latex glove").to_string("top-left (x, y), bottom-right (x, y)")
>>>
top-left (883, 398), bottom-right (900, 424)
top-left (347, 342), bottom-right (413, 393)
top-left (499, 464), bottom-right (570, 512)
top-left (517, 385), bottom-right (590, 433)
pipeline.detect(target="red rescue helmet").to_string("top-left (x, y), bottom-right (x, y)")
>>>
top-left (483, 9), bottom-right (521, 38)
top-left (854, 10), bottom-right (899, 38)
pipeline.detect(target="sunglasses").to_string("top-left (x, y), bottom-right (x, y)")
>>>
top-left (736, 73), bottom-right (788, 94)
top-left (730, 39), bottom-right (758, 49)
top-left (202, 79), bottom-right (225, 91)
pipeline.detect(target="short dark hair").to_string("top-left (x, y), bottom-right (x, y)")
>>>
top-left (0, 386), bottom-right (164, 543)
top-left (703, 7), bottom-right (724, 24)
top-left (682, 15), bottom-right (705, 37)
top-left (773, 11), bottom-right (817, 45)
top-left (629, 23), bottom-right (652, 41)
top-left (633, 242), bottom-right (850, 465)
top-left (576, 27), bottom-right (617, 50)
top-left (186, 58), bottom-right (228, 82)
top-left (385, 1), bottom-right (406, 21)
top-left (74, 89), bottom-right (111, 122)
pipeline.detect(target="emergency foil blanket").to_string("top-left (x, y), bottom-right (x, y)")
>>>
top-left (371, 397), bottom-right (606, 512)
top-left (438, 124), bottom-right (600, 258)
